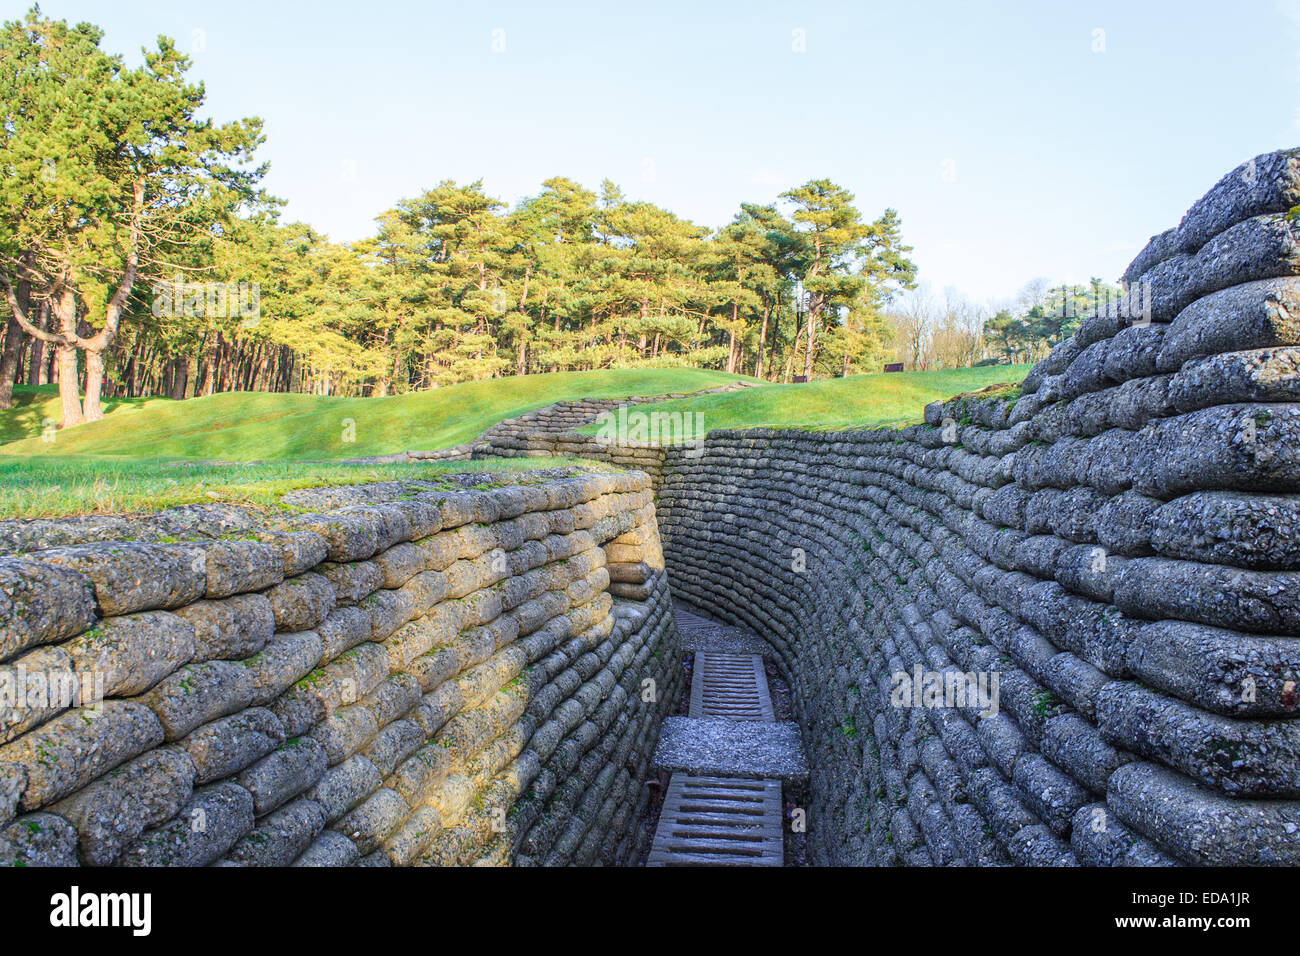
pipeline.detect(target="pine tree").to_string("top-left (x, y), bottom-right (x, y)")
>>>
top-left (0, 7), bottom-right (267, 425)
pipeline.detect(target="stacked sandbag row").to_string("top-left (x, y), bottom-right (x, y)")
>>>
top-left (479, 399), bottom-right (630, 439)
top-left (480, 432), bottom-right (669, 486)
top-left (0, 469), bottom-right (679, 867)
top-left (404, 445), bottom-right (477, 462)
top-left (482, 431), bottom-right (608, 458)
top-left (655, 149), bottom-right (1300, 867)
top-left (477, 380), bottom-right (755, 446)
top-left (472, 387), bottom-right (755, 484)
top-left (604, 513), bottom-right (667, 603)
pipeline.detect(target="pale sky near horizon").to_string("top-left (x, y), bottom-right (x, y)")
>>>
top-left (25, 0), bottom-right (1300, 307)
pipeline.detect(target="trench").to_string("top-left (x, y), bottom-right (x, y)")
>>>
top-left (643, 607), bottom-right (807, 866)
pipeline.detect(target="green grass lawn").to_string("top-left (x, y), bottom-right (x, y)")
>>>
top-left (577, 365), bottom-right (1031, 440)
top-left (0, 368), bottom-right (750, 461)
top-left (0, 364), bottom-right (1027, 518)
top-left (0, 384), bottom-right (151, 444)
top-left (0, 455), bottom-right (605, 519)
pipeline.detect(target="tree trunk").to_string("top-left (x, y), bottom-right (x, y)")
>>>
top-left (255, 349), bottom-right (270, 392)
top-left (785, 315), bottom-right (807, 384)
top-left (767, 310), bottom-right (780, 382)
top-left (139, 341), bottom-right (158, 396)
top-left (0, 262), bottom-right (35, 407)
top-left (219, 340), bottom-right (230, 391)
top-left (80, 186), bottom-right (141, 422)
top-left (122, 340), bottom-right (140, 397)
top-left (726, 301), bottom-right (739, 374)
top-left (56, 344), bottom-right (82, 426)
top-left (197, 330), bottom-right (215, 395)
top-left (49, 287), bottom-right (84, 427)
top-left (199, 330), bottom-right (219, 395)
top-left (0, 264), bottom-right (32, 408)
top-left (28, 330), bottom-right (45, 386)
top-left (0, 312), bottom-right (25, 410)
top-left (756, 306), bottom-right (769, 380)
top-left (170, 356), bottom-right (188, 400)
top-left (803, 308), bottom-right (816, 381)
top-left (376, 328), bottom-right (390, 396)
top-left (242, 345), bottom-right (257, 391)
top-left (82, 348), bottom-right (107, 422)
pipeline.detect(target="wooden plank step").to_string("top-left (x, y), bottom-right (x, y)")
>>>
top-left (689, 651), bottom-right (774, 721)
top-left (647, 775), bottom-right (784, 867)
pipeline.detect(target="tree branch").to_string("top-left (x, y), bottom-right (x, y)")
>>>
top-left (0, 271), bottom-right (67, 345)
top-left (86, 176), bottom-right (146, 353)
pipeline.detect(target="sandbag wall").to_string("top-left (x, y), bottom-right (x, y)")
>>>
top-left (483, 433), bottom-right (669, 486)
top-left (478, 399), bottom-right (632, 440)
top-left (473, 387), bottom-right (757, 483)
top-left (480, 404), bottom-right (670, 485)
top-left (0, 471), bottom-right (680, 867)
top-left (656, 149), bottom-right (1300, 867)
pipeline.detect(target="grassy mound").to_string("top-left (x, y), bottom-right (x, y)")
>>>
top-left (0, 368), bottom-right (750, 461)
top-left (577, 365), bottom-right (1031, 440)
top-left (0, 365), bottom-right (1029, 517)
top-left (0, 455), bottom-right (607, 519)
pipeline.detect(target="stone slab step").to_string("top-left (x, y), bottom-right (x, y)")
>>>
top-left (652, 717), bottom-right (809, 782)
top-left (647, 775), bottom-right (783, 867)
top-left (672, 607), bottom-right (771, 657)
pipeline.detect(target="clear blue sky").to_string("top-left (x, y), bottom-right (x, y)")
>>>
top-left (29, 0), bottom-right (1300, 303)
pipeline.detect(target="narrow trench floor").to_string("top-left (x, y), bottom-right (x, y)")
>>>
top-left (645, 607), bottom-right (809, 866)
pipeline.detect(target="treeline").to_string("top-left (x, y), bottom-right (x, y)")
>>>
top-left (881, 276), bottom-right (1121, 374)
top-left (0, 9), bottom-right (920, 428)
top-left (981, 278), bottom-right (1123, 365)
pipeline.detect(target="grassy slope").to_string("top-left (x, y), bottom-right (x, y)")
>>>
top-left (0, 365), bottom-right (1028, 518)
top-left (0, 385), bottom-right (142, 444)
top-left (577, 365), bottom-right (1031, 439)
top-left (0, 368), bottom-right (749, 460)
top-left (0, 456), bottom-right (603, 520)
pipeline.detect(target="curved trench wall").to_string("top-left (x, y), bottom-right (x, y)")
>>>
top-left (0, 470), bottom-right (679, 866)
top-left (657, 150), bottom-right (1300, 866)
